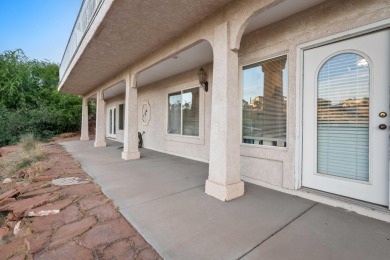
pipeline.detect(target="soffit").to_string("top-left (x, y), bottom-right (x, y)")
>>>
top-left (244, 0), bottom-right (326, 34)
top-left (135, 0), bottom-right (326, 88)
top-left (60, 0), bottom-right (234, 96)
top-left (102, 81), bottom-right (126, 100)
top-left (137, 41), bottom-right (213, 87)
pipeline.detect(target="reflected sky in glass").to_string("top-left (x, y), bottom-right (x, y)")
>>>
top-left (318, 53), bottom-right (369, 106)
top-left (243, 65), bottom-right (288, 103)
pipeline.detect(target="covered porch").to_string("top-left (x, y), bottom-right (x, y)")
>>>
top-left (62, 139), bottom-right (390, 259)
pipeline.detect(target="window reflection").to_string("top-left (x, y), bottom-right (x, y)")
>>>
top-left (167, 88), bottom-right (199, 136)
top-left (242, 55), bottom-right (288, 147)
top-left (317, 53), bottom-right (370, 181)
top-left (168, 92), bottom-right (181, 134)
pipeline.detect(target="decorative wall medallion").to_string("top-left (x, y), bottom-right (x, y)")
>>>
top-left (141, 101), bottom-right (151, 126)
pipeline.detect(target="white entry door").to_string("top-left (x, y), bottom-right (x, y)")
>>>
top-left (302, 30), bottom-right (390, 206)
top-left (107, 106), bottom-right (116, 138)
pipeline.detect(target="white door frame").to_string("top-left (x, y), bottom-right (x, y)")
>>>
top-left (295, 18), bottom-right (390, 208)
top-left (107, 105), bottom-right (116, 138)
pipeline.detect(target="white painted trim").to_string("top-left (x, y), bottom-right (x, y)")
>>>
top-left (164, 80), bottom-right (205, 145)
top-left (106, 105), bottom-right (117, 139)
top-left (239, 52), bottom-right (289, 149)
top-left (295, 19), bottom-right (390, 202)
top-left (295, 44), bottom-right (304, 190)
top-left (242, 176), bottom-right (390, 223)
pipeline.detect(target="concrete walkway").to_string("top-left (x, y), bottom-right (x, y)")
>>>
top-left (62, 140), bottom-right (390, 260)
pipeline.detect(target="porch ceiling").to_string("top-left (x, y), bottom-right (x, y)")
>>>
top-left (136, 0), bottom-right (326, 88)
top-left (244, 0), bottom-right (326, 34)
top-left (103, 81), bottom-right (126, 100)
top-left (137, 41), bottom-right (213, 88)
top-left (59, 0), bottom-right (235, 96)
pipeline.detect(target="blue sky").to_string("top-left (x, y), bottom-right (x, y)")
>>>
top-left (0, 0), bottom-right (83, 63)
top-left (243, 66), bottom-right (288, 102)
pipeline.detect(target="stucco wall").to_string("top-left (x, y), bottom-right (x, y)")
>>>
top-left (237, 0), bottom-right (390, 189)
top-left (104, 58), bottom-right (231, 164)
top-left (137, 65), bottom-right (213, 162)
top-left (103, 65), bottom-right (212, 161)
top-left (102, 0), bottom-right (390, 189)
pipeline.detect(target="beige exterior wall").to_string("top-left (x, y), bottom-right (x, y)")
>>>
top-left (103, 65), bottom-right (213, 162)
top-left (92, 0), bottom-right (390, 193)
top-left (237, 0), bottom-right (390, 189)
top-left (137, 65), bottom-right (213, 162)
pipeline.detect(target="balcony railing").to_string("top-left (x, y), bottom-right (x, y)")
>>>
top-left (59, 0), bottom-right (103, 81)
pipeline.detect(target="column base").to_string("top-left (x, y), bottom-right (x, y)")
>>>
top-left (205, 179), bottom-right (244, 201)
top-left (122, 151), bottom-right (140, 160)
top-left (80, 136), bottom-right (90, 141)
top-left (94, 141), bottom-right (106, 147)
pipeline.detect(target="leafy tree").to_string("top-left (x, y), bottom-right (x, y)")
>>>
top-left (0, 49), bottom-right (83, 147)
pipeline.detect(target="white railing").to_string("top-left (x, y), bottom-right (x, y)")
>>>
top-left (59, 0), bottom-right (103, 81)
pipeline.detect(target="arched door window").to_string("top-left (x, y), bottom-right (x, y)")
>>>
top-left (317, 53), bottom-right (370, 181)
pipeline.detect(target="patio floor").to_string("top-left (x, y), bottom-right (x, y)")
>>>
top-left (62, 139), bottom-right (390, 260)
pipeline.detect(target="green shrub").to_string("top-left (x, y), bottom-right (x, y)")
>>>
top-left (0, 49), bottom-right (85, 147)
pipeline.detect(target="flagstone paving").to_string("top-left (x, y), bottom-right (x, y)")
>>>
top-left (0, 137), bottom-right (161, 259)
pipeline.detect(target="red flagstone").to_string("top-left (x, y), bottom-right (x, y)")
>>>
top-left (31, 176), bottom-right (54, 182)
top-left (0, 226), bottom-right (11, 240)
top-left (0, 142), bottom-right (160, 259)
top-left (18, 182), bottom-right (50, 195)
top-left (0, 238), bottom-right (26, 259)
top-left (137, 248), bottom-right (162, 260)
top-left (25, 198), bottom-right (73, 217)
top-left (131, 234), bottom-right (151, 251)
top-left (30, 205), bottom-right (82, 233)
top-left (0, 193), bottom-right (53, 218)
top-left (35, 242), bottom-right (94, 260)
top-left (0, 188), bottom-right (19, 202)
top-left (18, 186), bottom-right (61, 199)
top-left (49, 216), bottom-right (97, 248)
top-left (5, 219), bottom-right (18, 229)
top-left (61, 183), bottom-right (101, 197)
top-left (102, 239), bottom-right (136, 259)
top-left (0, 197), bottom-right (16, 207)
top-left (86, 204), bottom-right (120, 222)
top-left (80, 218), bottom-right (137, 248)
top-left (24, 230), bottom-right (52, 254)
top-left (78, 194), bottom-right (107, 211)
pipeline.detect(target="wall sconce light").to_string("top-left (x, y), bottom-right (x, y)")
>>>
top-left (197, 67), bottom-right (208, 92)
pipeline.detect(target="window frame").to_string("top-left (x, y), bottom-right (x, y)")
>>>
top-left (167, 91), bottom-right (183, 135)
top-left (240, 53), bottom-right (289, 150)
top-left (164, 80), bottom-right (205, 145)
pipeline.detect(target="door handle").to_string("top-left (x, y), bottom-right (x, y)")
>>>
top-left (379, 124), bottom-right (387, 130)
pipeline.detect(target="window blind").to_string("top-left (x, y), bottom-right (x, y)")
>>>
top-left (182, 88), bottom-right (199, 136)
top-left (317, 53), bottom-right (370, 181)
top-left (242, 55), bottom-right (288, 147)
top-left (168, 92), bottom-right (181, 134)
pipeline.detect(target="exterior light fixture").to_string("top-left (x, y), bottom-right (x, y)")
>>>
top-left (197, 67), bottom-right (208, 92)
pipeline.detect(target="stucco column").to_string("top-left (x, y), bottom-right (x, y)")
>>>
top-left (80, 97), bottom-right (89, 141)
top-left (94, 91), bottom-right (106, 147)
top-left (205, 22), bottom-right (244, 201)
top-left (122, 73), bottom-right (140, 160)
